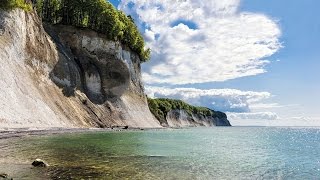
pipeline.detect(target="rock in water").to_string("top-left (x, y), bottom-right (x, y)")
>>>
top-left (32, 159), bottom-right (49, 167)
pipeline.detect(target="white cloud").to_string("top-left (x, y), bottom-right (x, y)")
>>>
top-left (228, 112), bottom-right (278, 121)
top-left (145, 86), bottom-right (271, 113)
top-left (119, 0), bottom-right (282, 85)
top-left (250, 103), bottom-right (299, 110)
top-left (145, 86), bottom-right (320, 126)
top-left (250, 103), bottom-right (284, 109)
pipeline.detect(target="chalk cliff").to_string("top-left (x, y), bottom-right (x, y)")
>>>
top-left (147, 98), bottom-right (231, 127)
top-left (0, 9), bottom-right (231, 129)
top-left (0, 9), bottom-right (160, 129)
top-left (166, 110), bottom-right (231, 127)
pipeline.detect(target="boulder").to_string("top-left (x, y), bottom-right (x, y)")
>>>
top-left (0, 173), bottom-right (8, 178)
top-left (32, 159), bottom-right (49, 167)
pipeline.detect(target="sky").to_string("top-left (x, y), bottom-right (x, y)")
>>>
top-left (110, 0), bottom-right (320, 126)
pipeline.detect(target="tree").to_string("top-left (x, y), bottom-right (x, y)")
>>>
top-left (6, 0), bottom-right (151, 62)
top-left (0, 0), bottom-right (32, 11)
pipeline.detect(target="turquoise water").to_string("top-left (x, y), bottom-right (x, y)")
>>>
top-left (1, 127), bottom-right (320, 179)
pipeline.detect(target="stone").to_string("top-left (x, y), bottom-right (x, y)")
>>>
top-left (0, 173), bottom-right (8, 178)
top-left (111, 125), bottom-right (129, 129)
top-left (32, 159), bottom-right (49, 167)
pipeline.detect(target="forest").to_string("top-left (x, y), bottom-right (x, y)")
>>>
top-left (0, 0), bottom-right (150, 62)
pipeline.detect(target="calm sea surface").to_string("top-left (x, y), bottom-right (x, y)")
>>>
top-left (1, 127), bottom-right (320, 179)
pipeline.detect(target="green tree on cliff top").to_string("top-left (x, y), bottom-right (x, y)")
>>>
top-left (1, 0), bottom-right (150, 62)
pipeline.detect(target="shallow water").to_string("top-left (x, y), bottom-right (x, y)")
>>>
top-left (1, 127), bottom-right (320, 179)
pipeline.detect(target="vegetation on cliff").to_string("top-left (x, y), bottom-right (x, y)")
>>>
top-left (0, 0), bottom-right (150, 62)
top-left (148, 98), bottom-right (227, 125)
top-left (0, 0), bottom-right (32, 11)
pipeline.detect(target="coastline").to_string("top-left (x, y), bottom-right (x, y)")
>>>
top-left (0, 127), bottom-right (166, 140)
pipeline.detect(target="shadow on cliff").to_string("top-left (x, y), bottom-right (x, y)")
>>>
top-left (44, 24), bottom-right (131, 105)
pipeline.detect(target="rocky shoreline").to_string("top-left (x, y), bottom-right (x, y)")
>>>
top-left (0, 127), bottom-right (165, 140)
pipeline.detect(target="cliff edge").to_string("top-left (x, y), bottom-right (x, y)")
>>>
top-left (0, 9), bottom-right (160, 128)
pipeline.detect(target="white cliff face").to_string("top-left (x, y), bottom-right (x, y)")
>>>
top-left (0, 9), bottom-right (73, 129)
top-left (80, 34), bottom-right (141, 95)
top-left (165, 109), bottom-right (230, 127)
top-left (85, 72), bottom-right (102, 95)
top-left (166, 110), bottom-right (193, 127)
top-left (0, 9), bottom-right (160, 129)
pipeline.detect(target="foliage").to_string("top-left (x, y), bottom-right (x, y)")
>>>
top-left (147, 98), bottom-right (226, 125)
top-left (1, 0), bottom-right (150, 62)
top-left (0, 0), bottom-right (32, 11)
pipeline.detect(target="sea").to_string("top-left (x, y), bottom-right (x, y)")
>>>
top-left (0, 127), bottom-right (320, 179)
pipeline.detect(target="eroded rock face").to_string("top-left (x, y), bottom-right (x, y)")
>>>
top-left (166, 110), bottom-right (231, 127)
top-left (44, 25), bottom-right (160, 128)
top-left (0, 9), bottom-right (160, 128)
top-left (0, 9), bottom-right (72, 128)
top-left (47, 25), bottom-right (143, 104)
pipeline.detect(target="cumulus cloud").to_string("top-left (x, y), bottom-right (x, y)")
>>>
top-left (145, 86), bottom-right (271, 113)
top-left (119, 0), bottom-right (282, 85)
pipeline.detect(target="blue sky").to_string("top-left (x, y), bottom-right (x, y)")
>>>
top-left (239, 0), bottom-right (320, 122)
top-left (240, 1), bottom-right (320, 101)
top-left (111, 0), bottom-right (320, 126)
